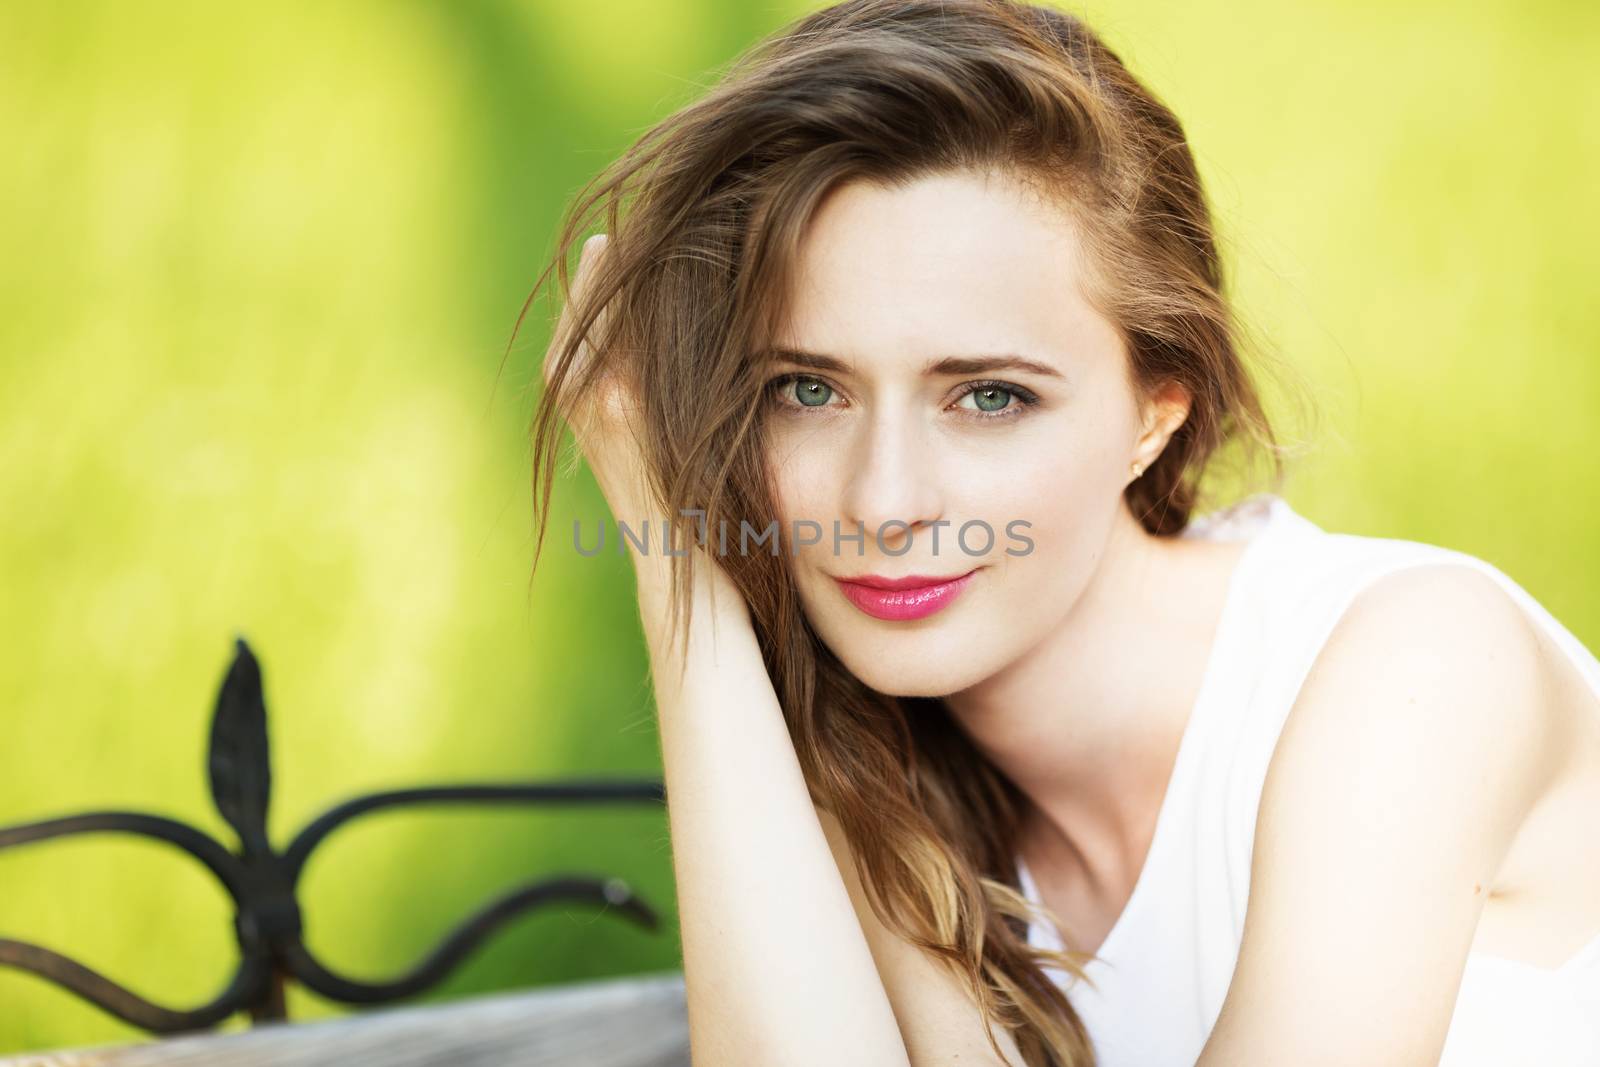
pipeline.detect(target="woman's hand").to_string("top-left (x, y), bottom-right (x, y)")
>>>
top-left (544, 233), bottom-right (657, 547)
top-left (541, 236), bottom-right (927, 1067)
top-left (543, 232), bottom-right (747, 645)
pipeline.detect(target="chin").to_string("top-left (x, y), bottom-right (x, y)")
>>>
top-left (867, 671), bottom-right (976, 700)
top-left (821, 623), bottom-right (1002, 699)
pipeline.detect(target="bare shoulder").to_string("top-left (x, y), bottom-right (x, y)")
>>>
top-left (1196, 560), bottom-right (1571, 1062)
top-left (1327, 559), bottom-right (1545, 673)
top-left (1280, 560), bottom-right (1564, 792)
top-left (1355, 556), bottom-right (1541, 622)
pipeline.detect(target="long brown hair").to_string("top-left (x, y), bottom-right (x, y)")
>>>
top-left (515, 2), bottom-right (1309, 1063)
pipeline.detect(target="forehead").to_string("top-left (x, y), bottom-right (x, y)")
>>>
top-left (774, 168), bottom-right (1119, 372)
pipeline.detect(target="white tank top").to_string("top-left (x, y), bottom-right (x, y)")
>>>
top-left (1014, 491), bottom-right (1600, 1065)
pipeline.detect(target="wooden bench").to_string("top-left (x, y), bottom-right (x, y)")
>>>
top-left (0, 971), bottom-right (690, 1066)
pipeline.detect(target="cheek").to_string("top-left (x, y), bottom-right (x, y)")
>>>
top-left (951, 428), bottom-right (1119, 615)
top-left (764, 422), bottom-right (846, 523)
top-left (944, 422), bottom-right (1104, 543)
top-left (763, 432), bottom-right (846, 576)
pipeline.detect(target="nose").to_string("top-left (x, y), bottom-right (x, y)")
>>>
top-left (839, 407), bottom-right (944, 560)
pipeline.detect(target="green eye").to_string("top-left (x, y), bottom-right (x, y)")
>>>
top-left (768, 373), bottom-right (1037, 421)
top-left (953, 380), bottom-right (1039, 420)
top-left (766, 373), bottom-right (841, 413)
top-left (793, 377), bottom-right (833, 406)
top-left (969, 386), bottom-right (1011, 412)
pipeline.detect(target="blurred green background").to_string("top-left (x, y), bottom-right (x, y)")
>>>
top-left (1, 0), bottom-right (1595, 1055)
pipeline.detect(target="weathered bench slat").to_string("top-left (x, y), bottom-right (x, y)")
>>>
top-left (0, 971), bottom-right (690, 1067)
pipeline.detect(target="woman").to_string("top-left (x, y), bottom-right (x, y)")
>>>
top-left (520, 1), bottom-right (1600, 1063)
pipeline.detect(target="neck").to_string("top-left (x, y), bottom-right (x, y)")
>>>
top-left (940, 500), bottom-right (1245, 875)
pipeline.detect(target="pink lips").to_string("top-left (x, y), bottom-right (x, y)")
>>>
top-left (832, 568), bottom-right (979, 621)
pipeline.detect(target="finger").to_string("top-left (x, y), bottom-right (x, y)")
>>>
top-left (571, 362), bottom-right (644, 465)
top-left (543, 232), bottom-right (611, 392)
top-left (564, 238), bottom-right (640, 452)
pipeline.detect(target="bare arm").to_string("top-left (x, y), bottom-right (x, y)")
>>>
top-left (1195, 564), bottom-right (1563, 1066)
top-left (637, 553), bottom-right (912, 1066)
top-left (552, 232), bottom-right (1023, 1066)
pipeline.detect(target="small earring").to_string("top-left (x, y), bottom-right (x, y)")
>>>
top-left (1130, 460), bottom-right (1145, 479)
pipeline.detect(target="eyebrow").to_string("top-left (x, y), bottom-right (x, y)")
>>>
top-left (763, 345), bottom-right (1067, 380)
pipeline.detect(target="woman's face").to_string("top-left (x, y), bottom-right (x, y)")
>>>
top-left (760, 167), bottom-right (1177, 698)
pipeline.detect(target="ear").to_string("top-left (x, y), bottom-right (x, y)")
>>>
top-left (1131, 380), bottom-right (1192, 471)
